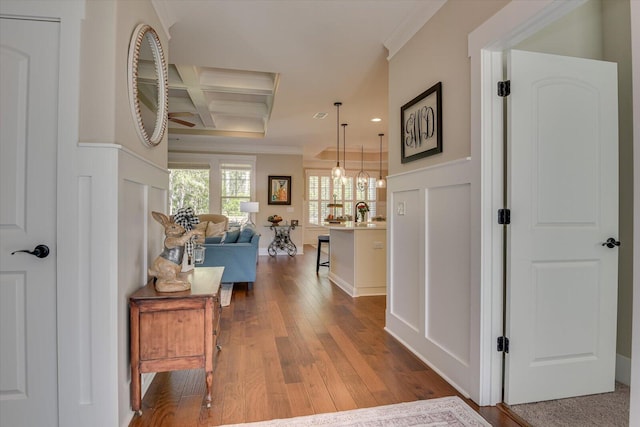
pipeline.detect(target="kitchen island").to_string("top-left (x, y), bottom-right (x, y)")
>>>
top-left (324, 222), bottom-right (387, 297)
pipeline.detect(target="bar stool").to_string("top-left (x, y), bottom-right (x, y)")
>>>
top-left (316, 234), bottom-right (330, 273)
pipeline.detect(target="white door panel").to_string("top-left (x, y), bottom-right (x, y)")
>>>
top-left (0, 18), bottom-right (59, 426)
top-left (506, 50), bottom-right (618, 404)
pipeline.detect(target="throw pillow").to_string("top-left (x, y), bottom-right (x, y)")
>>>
top-left (237, 225), bottom-right (255, 243)
top-left (195, 221), bottom-right (208, 243)
top-left (220, 229), bottom-right (240, 244)
top-left (206, 221), bottom-right (226, 237)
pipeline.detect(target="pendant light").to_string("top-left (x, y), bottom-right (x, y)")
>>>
top-left (341, 123), bottom-right (348, 185)
top-left (331, 102), bottom-right (345, 180)
top-left (356, 145), bottom-right (370, 191)
top-left (376, 133), bottom-right (386, 188)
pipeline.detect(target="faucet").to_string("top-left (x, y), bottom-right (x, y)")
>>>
top-left (354, 201), bottom-right (369, 223)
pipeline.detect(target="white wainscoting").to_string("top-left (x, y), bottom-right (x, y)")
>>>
top-left (76, 144), bottom-right (168, 427)
top-left (386, 158), bottom-right (475, 398)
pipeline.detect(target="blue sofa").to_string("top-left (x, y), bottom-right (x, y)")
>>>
top-left (196, 225), bottom-right (260, 289)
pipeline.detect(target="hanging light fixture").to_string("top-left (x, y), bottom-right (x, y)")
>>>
top-left (356, 145), bottom-right (370, 191)
top-left (376, 133), bottom-right (386, 188)
top-left (341, 123), bottom-right (348, 185)
top-left (331, 102), bottom-right (345, 180)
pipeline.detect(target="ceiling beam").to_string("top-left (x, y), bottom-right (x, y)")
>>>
top-left (174, 65), bottom-right (216, 128)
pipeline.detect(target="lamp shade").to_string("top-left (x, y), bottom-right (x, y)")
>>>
top-left (240, 201), bottom-right (259, 213)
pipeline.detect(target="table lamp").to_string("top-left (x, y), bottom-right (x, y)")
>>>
top-left (240, 201), bottom-right (259, 226)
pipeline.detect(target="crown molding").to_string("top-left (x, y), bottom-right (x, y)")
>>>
top-left (168, 138), bottom-right (303, 156)
top-left (384, 0), bottom-right (447, 60)
top-left (150, 0), bottom-right (174, 41)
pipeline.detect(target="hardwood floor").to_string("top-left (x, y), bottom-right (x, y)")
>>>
top-left (129, 245), bottom-right (523, 426)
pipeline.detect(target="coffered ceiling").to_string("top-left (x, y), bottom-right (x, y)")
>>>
top-left (152, 0), bottom-right (445, 166)
top-left (167, 64), bottom-right (278, 138)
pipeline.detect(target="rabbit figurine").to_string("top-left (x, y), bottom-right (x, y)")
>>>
top-left (148, 211), bottom-right (204, 292)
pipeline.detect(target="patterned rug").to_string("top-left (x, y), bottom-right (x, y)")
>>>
top-left (220, 396), bottom-right (490, 426)
top-left (220, 283), bottom-right (233, 307)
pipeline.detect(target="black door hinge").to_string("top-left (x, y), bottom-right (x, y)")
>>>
top-left (498, 208), bottom-right (511, 225)
top-left (497, 336), bottom-right (510, 353)
top-left (498, 80), bottom-right (511, 97)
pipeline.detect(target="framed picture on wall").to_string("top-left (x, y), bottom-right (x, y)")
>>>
top-left (268, 175), bottom-right (291, 205)
top-left (401, 81), bottom-right (442, 163)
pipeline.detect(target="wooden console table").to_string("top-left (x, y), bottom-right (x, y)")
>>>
top-left (129, 267), bottom-right (224, 413)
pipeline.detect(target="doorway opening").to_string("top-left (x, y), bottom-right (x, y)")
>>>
top-left (475, 0), bottom-right (633, 425)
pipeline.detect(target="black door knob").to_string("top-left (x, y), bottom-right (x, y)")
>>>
top-left (602, 238), bottom-right (621, 249)
top-left (11, 244), bottom-right (50, 258)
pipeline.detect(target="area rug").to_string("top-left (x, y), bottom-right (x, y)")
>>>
top-left (220, 283), bottom-right (233, 307)
top-left (509, 382), bottom-right (629, 427)
top-left (220, 396), bottom-right (490, 426)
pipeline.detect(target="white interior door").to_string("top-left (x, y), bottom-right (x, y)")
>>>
top-left (505, 50), bottom-right (619, 405)
top-left (0, 17), bottom-right (59, 425)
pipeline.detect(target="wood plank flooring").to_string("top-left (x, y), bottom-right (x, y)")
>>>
top-left (129, 245), bottom-right (523, 427)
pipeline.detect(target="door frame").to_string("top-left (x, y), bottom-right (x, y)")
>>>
top-left (0, 1), bottom-right (85, 426)
top-left (469, 0), bottom-right (638, 416)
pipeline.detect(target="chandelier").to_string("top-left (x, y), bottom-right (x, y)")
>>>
top-left (356, 145), bottom-right (370, 191)
top-left (341, 123), bottom-right (348, 185)
top-left (376, 133), bottom-right (386, 188)
top-left (331, 102), bottom-right (345, 180)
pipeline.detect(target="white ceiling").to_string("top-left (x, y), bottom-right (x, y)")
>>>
top-left (167, 63), bottom-right (278, 137)
top-left (152, 0), bottom-right (445, 166)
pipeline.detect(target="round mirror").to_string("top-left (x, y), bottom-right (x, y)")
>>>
top-left (127, 24), bottom-right (168, 147)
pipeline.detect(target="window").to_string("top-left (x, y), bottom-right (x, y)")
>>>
top-left (306, 170), bottom-right (377, 226)
top-left (169, 167), bottom-right (210, 214)
top-left (220, 163), bottom-right (252, 224)
top-left (168, 154), bottom-right (256, 222)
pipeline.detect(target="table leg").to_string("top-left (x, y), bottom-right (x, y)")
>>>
top-left (131, 370), bottom-right (142, 414)
top-left (205, 297), bottom-right (214, 408)
top-left (205, 370), bottom-right (213, 408)
top-left (130, 301), bottom-right (142, 413)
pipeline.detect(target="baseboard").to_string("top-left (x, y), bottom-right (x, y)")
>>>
top-left (124, 373), bottom-right (156, 427)
top-left (384, 326), bottom-right (472, 400)
top-left (142, 372), bottom-right (155, 394)
top-left (616, 353), bottom-right (631, 385)
top-left (259, 248), bottom-right (304, 256)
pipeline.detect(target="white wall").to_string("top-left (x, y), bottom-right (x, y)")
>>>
top-left (79, 0), bottom-right (168, 166)
top-left (386, 158), bottom-right (476, 398)
top-left (256, 154), bottom-right (305, 255)
top-left (388, 0), bottom-right (638, 411)
top-left (386, 0), bottom-right (509, 404)
top-left (602, 0), bottom-right (635, 371)
top-left (117, 148), bottom-right (169, 427)
top-left (514, 0), bottom-right (603, 59)
top-left (76, 144), bottom-right (168, 427)
top-left (387, 0), bottom-right (509, 176)
top-left (79, 1), bottom-right (169, 424)
top-left (0, 0), bottom-right (170, 425)
top-left (629, 1), bottom-right (640, 424)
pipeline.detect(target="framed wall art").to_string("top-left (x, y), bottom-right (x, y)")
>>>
top-left (268, 175), bottom-right (291, 205)
top-left (401, 81), bottom-right (442, 163)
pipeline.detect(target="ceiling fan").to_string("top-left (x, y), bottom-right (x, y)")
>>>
top-left (168, 112), bottom-right (196, 127)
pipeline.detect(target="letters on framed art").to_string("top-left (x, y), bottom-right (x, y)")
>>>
top-left (401, 82), bottom-right (442, 163)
